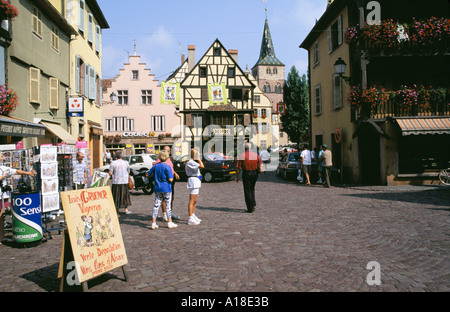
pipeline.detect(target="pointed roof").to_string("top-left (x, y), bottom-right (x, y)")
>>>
top-left (254, 15), bottom-right (284, 68)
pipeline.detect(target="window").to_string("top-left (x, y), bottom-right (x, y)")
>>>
top-left (132, 70), bottom-right (139, 80)
top-left (117, 90), bottom-right (128, 105)
top-left (333, 74), bottom-right (342, 109)
top-left (151, 116), bottom-right (165, 132)
top-left (213, 47), bottom-right (221, 56)
top-left (49, 78), bottom-right (59, 109)
top-left (230, 88), bottom-right (242, 100)
top-left (273, 68), bottom-right (278, 75)
top-left (227, 67), bottom-right (235, 78)
top-left (313, 41), bottom-right (319, 65)
top-left (199, 67), bottom-right (207, 77)
top-left (87, 13), bottom-right (94, 44)
top-left (212, 115), bottom-right (232, 127)
top-left (95, 26), bottom-right (101, 53)
top-left (328, 16), bottom-right (343, 53)
top-left (141, 90), bottom-right (152, 105)
top-left (105, 119), bottom-right (112, 132)
top-left (201, 88), bottom-right (208, 101)
top-left (79, 0), bottom-right (85, 32)
top-left (254, 95), bottom-right (260, 103)
top-left (264, 84), bottom-right (271, 93)
top-left (113, 117), bottom-right (126, 131)
top-left (127, 119), bottom-right (134, 131)
top-left (51, 26), bottom-right (60, 52)
top-left (32, 7), bottom-right (42, 38)
top-left (29, 67), bottom-right (40, 104)
top-left (266, 68), bottom-right (271, 75)
top-left (315, 85), bottom-right (322, 115)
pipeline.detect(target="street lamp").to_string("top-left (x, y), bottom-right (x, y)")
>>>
top-left (110, 92), bottom-right (117, 102)
top-left (334, 57), bottom-right (352, 85)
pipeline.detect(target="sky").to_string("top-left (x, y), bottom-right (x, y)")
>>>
top-left (97, 0), bottom-right (328, 82)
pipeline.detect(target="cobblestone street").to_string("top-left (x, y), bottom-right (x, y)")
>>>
top-left (1, 170), bottom-right (449, 294)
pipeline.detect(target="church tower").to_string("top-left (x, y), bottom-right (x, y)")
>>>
top-left (251, 9), bottom-right (285, 113)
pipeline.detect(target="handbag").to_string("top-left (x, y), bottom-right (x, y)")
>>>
top-left (128, 176), bottom-right (134, 190)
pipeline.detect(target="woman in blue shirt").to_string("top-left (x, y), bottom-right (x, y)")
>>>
top-left (148, 150), bottom-right (177, 229)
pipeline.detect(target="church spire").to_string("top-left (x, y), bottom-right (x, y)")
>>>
top-left (254, 11), bottom-right (284, 67)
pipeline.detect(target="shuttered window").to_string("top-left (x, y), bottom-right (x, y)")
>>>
top-left (29, 68), bottom-right (40, 104)
top-left (95, 25), bottom-right (101, 53)
top-left (79, 0), bottom-right (85, 32)
top-left (32, 7), bottom-right (42, 38)
top-left (49, 78), bottom-right (59, 109)
top-left (87, 13), bottom-right (94, 43)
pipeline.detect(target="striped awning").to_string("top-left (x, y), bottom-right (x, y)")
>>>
top-left (396, 117), bottom-right (450, 136)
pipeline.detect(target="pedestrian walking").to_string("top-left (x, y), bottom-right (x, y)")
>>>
top-left (319, 144), bottom-right (333, 187)
top-left (316, 146), bottom-right (324, 184)
top-left (74, 152), bottom-right (89, 189)
top-left (185, 148), bottom-right (204, 225)
top-left (155, 146), bottom-right (180, 221)
top-left (109, 150), bottom-right (132, 214)
top-left (148, 150), bottom-right (177, 229)
top-left (104, 150), bottom-right (111, 165)
top-left (235, 142), bottom-right (263, 213)
top-left (300, 144), bottom-right (312, 186)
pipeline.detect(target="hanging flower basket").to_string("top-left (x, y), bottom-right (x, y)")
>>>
top-left (0, 0), bottom-right (19, 20)
top-left (0, 84), bottom-right (18, 116)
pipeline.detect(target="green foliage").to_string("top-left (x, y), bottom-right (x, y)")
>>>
top-left (280, 66), bottom-right (309, 144)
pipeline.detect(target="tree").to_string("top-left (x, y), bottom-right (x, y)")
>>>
top-left (281, 66), bottom-right (309, 145)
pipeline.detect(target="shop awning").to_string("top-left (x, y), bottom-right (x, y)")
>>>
top-left (40, 121), bottom-right (77, 144)
top-left (396, 117), bottom-right (450, 136)
top-left (0, 116), bottom-right (46, 137)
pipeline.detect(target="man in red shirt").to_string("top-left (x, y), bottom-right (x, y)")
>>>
top-left (235, 142), bottom-right (263, 213)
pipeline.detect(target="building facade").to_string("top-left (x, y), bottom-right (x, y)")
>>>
top-left (178, 40), bottom-right (259, 157)
top-left (301, 0), bottom-right (450, 185)
top-left (64, 0), bottom-right (109, 169)
top-left (7, 0), bottom-right (77, 147)
top-left (101, 52), bottom-right (181, 157)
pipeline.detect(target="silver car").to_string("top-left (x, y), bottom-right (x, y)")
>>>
top-left (96, 154), bottom-right (154, 173)
top-left (276, 152), bottom-right (301, 179)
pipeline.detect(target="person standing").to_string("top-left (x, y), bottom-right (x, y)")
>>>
top-left (235, 142), bottom-right (263, 213)
top-left (156, 146), bottom-right (180, 221)
top-left (74, 152), bottom-right (89, 189)
top-left (185, 148), bottom-right (204, 225)
top-left (300, 144), bottom-right (312, 186)
top-left (104, 150), bottom-right (111, 165)
top-left (109, 150), bottom-right (132, 214)
top-left (316, 146), bottom-right (324, 184)
top-left (148, 150), bottom-right (177, 230)
top-left (319, 144), bottom-right (333, 188)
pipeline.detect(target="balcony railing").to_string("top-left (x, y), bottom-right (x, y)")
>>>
top-left (349, 86), bottom-right (450, 120)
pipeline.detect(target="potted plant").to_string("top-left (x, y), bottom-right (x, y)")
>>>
top-left (0, 84), bottom-right (18, 116)
top-left (113, 134), bottom-right (121, 143)
top-left (0, 0), bottom-right (19, 20)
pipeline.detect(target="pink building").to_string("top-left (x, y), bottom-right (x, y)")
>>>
top-left (102, 53), bottom-right (181, 155)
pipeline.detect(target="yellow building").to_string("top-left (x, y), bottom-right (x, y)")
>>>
top-left (63, 0), bottom-right (109, 169)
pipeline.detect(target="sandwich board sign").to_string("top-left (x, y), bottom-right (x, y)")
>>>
top-left (58, 187), bottom-right (128, 291)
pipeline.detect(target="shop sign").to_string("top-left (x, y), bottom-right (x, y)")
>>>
top-left (122, 132), bottom-right (149, 137)
top-left (68, 97), bottom-right (84, 117)
top-left (0, 122), bottom-right (46, 137)
top-left (76, 141), bottom-right (88, 149)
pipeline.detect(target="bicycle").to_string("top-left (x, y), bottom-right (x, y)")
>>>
top-left (438, 168), bottom-right (450, 185)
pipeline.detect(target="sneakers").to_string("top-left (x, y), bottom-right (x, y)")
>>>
top-left (168, 222), bottom-right (178, 228)
top-left (163, 213), bottom-right (180, 221)
top-left (192, 214), bottom-right (201, 222)
top-left (151, 223), bottom-right (159, 230)
top-left (188, 216), bottom-right (200, 225)
top-left (317, 179), bottom-right (323, 184)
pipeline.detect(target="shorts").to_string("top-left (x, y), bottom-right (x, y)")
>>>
top-left (189, 188), bottom-right (199, 195)
top-left (302, 165), bottom-right (311, 174)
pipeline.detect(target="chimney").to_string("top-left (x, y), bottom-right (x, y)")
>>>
top-left (181, 54), bottom-right (185, 65)
top-left (188, 45), bottom-right (195, 72)
top-left (229, 49), bottom-right (238, 64)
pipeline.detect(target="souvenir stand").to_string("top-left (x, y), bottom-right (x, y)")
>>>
top-left (0, 144), bottom-right (42, 245)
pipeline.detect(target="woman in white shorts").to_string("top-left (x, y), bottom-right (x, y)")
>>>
top-left (185, 148), bottom-right (204, 225)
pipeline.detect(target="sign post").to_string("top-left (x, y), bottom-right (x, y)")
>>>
top-left (58, 187), bottom-right (128, 291)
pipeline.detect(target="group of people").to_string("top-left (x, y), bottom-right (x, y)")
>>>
top-left (298, 144), bottom-right (333, 188)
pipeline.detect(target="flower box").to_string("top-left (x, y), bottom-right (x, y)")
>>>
top-left (0, 0), bottom-right (19, 21)
top-left (0, 84), bottom-right (18, 116)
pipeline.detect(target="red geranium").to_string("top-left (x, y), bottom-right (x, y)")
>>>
top-left (0, 0), bottom-right (19, 20)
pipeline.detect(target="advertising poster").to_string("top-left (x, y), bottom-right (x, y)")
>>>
top-left (208, 82), bottom-right (228, 106)
top-left (59, 187), bottom-right (128, 283)
top-left (160, 81), bottom-right (180, 106)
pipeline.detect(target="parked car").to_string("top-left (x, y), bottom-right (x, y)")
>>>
top-left (96, 154), bottom-right (154, 173)
top-left (173, 152), bottom-right (237, 182)
top-left (277, 152), bottom-right (301, 180)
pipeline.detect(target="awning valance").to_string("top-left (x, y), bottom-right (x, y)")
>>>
top-left (395, 117), bottom-right (450, 136)
top-left (40, 121), bottom-right (77, 144)
top-left (0, 116), bottom-right (46, 137)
